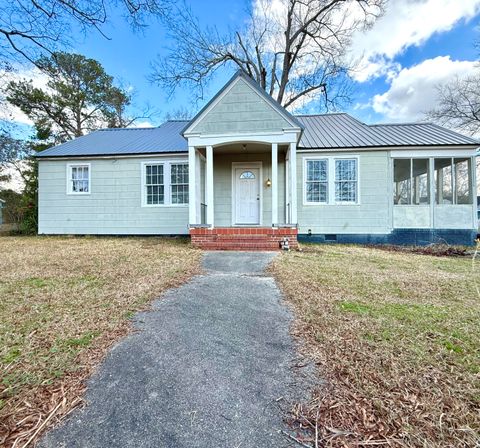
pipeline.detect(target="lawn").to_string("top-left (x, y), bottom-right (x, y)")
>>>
top-left (272, 244), bottom-right (480, 447)
top-left (0, 236), bottom-right (201, 447)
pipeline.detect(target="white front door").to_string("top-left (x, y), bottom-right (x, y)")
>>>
top-left (235, 167), bottom-right (260, 224)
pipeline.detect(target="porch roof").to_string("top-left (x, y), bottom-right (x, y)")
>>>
top-left (37, 114), bottom-right (479, 159)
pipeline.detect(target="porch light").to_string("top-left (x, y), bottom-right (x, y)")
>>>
top-left (266, 178), bottom-right (272, 187)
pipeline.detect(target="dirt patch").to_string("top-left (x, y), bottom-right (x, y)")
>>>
top-left (0, 236), bottom-right (201, 448)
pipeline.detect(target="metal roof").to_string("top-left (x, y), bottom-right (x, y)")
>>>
top-left (37, 113), bottom-right (479, 158)
top-left (37, 121), bottom-right (188, 158)
top-left (296, 114), bottom-right (479, 149)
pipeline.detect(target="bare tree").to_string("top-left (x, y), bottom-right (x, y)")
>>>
top-left (427, 73), bottom-right (480, 137)
top-left (0, 0), bottom-right (169, 66)
top-left (151, 0), bottom-right (384, 111)
top-left (164, 106), bottom-right (192, 121)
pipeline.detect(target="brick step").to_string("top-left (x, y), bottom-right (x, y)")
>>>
top-left (197, 242), bottom-right (281, 249)
top-left (214, 236), bottom-right (285, 240)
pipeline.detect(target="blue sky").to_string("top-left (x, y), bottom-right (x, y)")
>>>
top-left (3, 0), bottom-right (480, 131)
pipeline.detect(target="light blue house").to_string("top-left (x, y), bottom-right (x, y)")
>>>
top-left (36, 71), bottom-right (479, 248)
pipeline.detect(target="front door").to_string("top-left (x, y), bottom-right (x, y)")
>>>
top-left (235, 167), bottom-right (260, 225)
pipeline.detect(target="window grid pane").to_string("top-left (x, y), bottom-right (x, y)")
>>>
top-left (335, 159), bottom-right (357, 202)
top-left (145, 164), bottom-right (164, 205)
top-left (171, 163), bottom-right (189, 204)
top-left (306, 160), bottom-right (328, 203)
top-left (70, 165), bottom-right (89, 193)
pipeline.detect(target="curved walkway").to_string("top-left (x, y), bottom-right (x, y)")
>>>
top-left (40, 251), bottom-right (311, 448)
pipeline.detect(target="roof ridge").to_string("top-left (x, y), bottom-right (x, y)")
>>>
top-left (100, 127), bottom-right (156, 131)
top-left (369, 122), bottom-right (431, 127)
top-left (294, 112), bottom-right (348, 117)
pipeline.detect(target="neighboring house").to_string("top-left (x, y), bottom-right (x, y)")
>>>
top-left (36, 70), bottom-right (479, 248)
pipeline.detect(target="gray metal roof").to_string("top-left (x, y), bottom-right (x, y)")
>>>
top-left (37, 113), bottom-right (479, 158)
top-left (296, 114), bottom-right (479, 149)
top-left (37, 121), bottom-right (188, 158)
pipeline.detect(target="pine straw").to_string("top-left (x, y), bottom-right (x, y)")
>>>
top-left (271, 244), bottom-right (480, 448)
top-left (0, 236), bottom-right (201, 448)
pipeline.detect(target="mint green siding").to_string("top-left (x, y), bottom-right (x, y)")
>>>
top-left (212, 152), bottom-right (286, 226)
top-left (191, 78), bottom-right (293, 135)
top-left (38, 157), bottom-right (189, 235)
top-left (296, 151), bottom-right (392, 234)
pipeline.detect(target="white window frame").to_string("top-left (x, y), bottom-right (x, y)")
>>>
top-left (170, 162), bottom-right (190, 205)
top-left (141, 160), bottom-right (189, 207)
top-left (304, 158), bottom-right (328, 204)
top-left (334, 157), bottom-right (359, 204)
top-left (66, 163), bottom-right (91, 195)
top-left (303, 156), bottom-right (360, 206)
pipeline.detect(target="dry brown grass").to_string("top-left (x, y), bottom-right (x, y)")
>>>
top-left (0, 236), bottom-right (201, 447)
top-left (272, 244), bottom-right (480, 448)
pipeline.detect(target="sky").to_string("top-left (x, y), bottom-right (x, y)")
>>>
top-left (2, 0), bottom-right (480, 133)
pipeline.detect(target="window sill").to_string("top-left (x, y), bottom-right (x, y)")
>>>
top-left (303, 202), bottom-right (360, 206)
top-left (141, 204), bottom-right (189, 208)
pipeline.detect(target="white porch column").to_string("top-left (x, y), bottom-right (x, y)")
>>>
top-left (206, 145), bottom-right (214, 226)
top-left (271, 143), bottom-right (278, 226)
top-left (289, 142), bottom-right (297, 224)
top-left (188, 145), bottom-right (197, 225)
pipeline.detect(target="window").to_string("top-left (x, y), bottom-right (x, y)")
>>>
top-left (335, 159), bottom-right (357, 203)
top-left (394, 157), bottom-right (473, 206)
top-left (171, 163), bottom-right (189, 204)
top-left (393, 159), bottom-right (411, 204)
top-left (143, 161), bottom-right (189, 206)
top-left (454, 158), bottom-right (472, 204)
top-left (145, 164), bottom-right (164, 205)
top-left (413, 159), bottom-right (429, 204)
top-left (68, 164), bottom-right (90, 194)
top-left (305, 159), bottom-right (328, 203)
top-left (393, 158), bottom-right (429, 205)
top-left (239, 171), bottom-right (255, 179)
top-left (434, 159), bottom-right (452, 204)
top-left (434, 157), bottom-right (472, 205)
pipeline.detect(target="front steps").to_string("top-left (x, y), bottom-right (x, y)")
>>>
top-left (190, 227), bottom-right (298, 251)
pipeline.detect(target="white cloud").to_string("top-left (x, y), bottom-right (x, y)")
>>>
top-left (0, 67), bottom-right (49, 126)
top-left (371, 56), bottom-right (477, 121)
top-left (350, 0), bottom-right (480, 82)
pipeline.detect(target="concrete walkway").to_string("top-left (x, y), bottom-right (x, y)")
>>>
top-left (40, 252), bottom-right (311, 448)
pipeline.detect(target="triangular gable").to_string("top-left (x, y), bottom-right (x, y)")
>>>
top-left (182, 70), bottom-right (303, 136)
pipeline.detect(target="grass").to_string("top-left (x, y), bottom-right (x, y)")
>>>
top-left (0, 236), bottom-right (201, 447)
top-left (272, 244), bottom-right (480, 447)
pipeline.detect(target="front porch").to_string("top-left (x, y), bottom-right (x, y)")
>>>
top-left (187, 141), bottom-right (299, 250)
top-left (181, 69), bottom-right (304, 250)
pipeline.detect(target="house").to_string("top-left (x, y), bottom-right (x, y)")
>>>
top-left (36, 70), bottom-right (479, 249)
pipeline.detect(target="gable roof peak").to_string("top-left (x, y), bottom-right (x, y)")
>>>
top-left (181, 69), bottom-right (304, 136)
